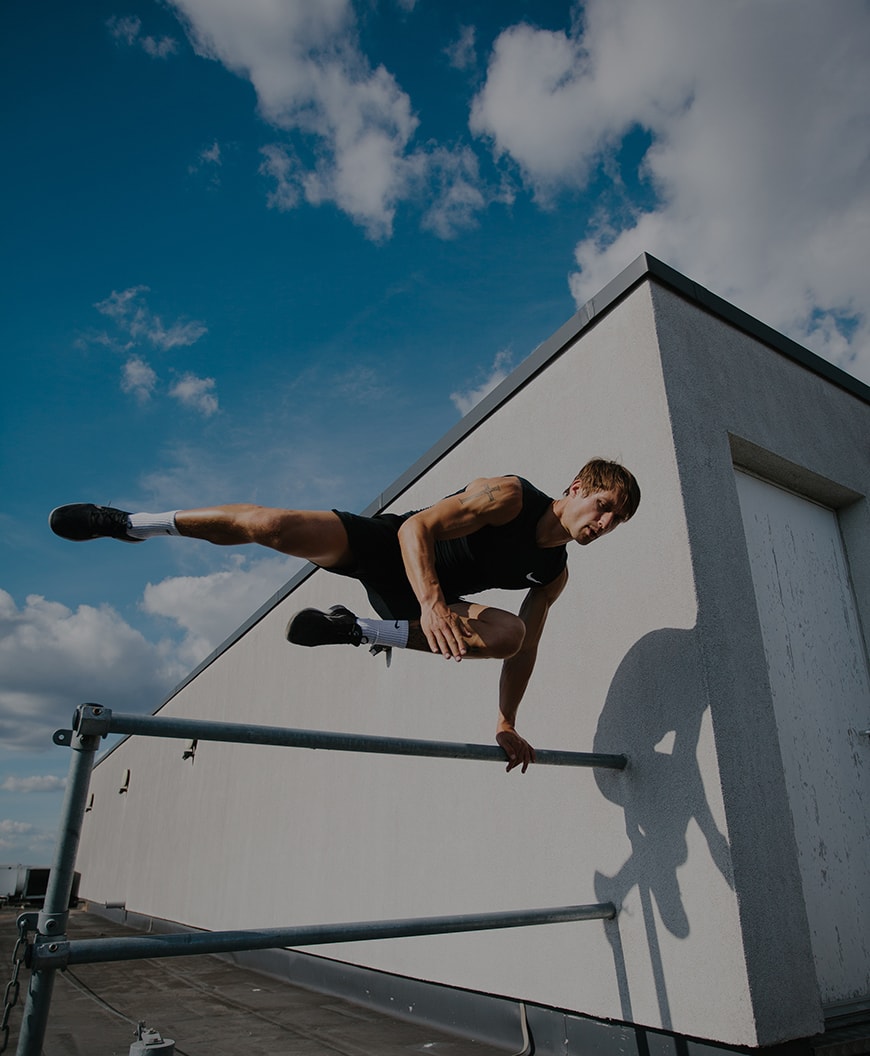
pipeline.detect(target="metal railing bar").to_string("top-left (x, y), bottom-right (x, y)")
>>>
top-left (31, 903), bottom-right (616, 969)
top-left (17, 705), bottom-right (625, 1056)
top-left (72, 706), bottom-right (628, 770)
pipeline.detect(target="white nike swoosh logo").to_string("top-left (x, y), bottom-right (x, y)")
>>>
top-left (526, 573), bottom-right (543, 584)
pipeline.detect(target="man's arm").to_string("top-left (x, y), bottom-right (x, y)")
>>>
top-left (397, 476), bottom-right (523, 659)
top-left (496, 568), bottom-right (568, 773)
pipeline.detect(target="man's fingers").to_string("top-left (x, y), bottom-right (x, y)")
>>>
top-left (447, 624), bottom-right (467, 659)
top-left (422, 621), bottom-right (455, 658)
top-left (506, 750), bottom-right (530, 773)
top-left (520, 745), bottom-right (537, 774)
top-left (498, 733), bottom-right (535, 774)
top-left (428, 616), bottom-right (466, 660)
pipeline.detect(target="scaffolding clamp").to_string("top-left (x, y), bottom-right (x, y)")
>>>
top-left (73, 704), bottom-right (113, 738)
top-left (29, 940), bottom-right (70, 972)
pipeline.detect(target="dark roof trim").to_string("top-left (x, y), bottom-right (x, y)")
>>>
top-left (151, 252), bottom-right (869, 712)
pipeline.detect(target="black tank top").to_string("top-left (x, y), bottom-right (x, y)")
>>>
top-left (407, 477), bottom-right (567, 598)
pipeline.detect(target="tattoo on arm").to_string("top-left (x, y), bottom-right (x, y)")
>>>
top-left (458, 483), bottom-right (501, 506)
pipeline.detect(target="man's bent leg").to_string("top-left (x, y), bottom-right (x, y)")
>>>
top-left (406, 602), bottom-right (524, 660)
top-left (286, 602), bottom-right (523, 661)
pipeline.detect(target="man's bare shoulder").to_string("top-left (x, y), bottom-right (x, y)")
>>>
top-left (456, 476), bottom-right (523, 523)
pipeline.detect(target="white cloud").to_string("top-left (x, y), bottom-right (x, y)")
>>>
top-left (95, 284), bottom-right (149, 324)
top-left (0, 589), bottom-right (186, 750)
top-left (170, 0), bottom-right (416, 239)
top-left (470, 22), bottom-right (615, 198)
top-left (107, 14), bottom-right (179, 59)
top-left (471, 0), bottom-right (870, 382)
top-left (169, 0), bottom-right (487, 240)
top-left (169, 372), bottom-right (219, 416)
top-left (95, 286), bottom-right (207, 351)
top-left (106, 14), bottom-right (141, 46)
top-left (200, 141), bottom-right (221, 166)
top-left (259, 143), bottom-right (302, 211)
top-left (450, 349), bottom-right (514, 417)
top-left (445, 25), bottom-right (476, 72)
top-left (90, 287), bottom-right (215, 407)
top-left (0, 551), bottom-right (305, 752)
top-left (141, 34), bottom-right (179, 60)
top-left (0, 820), bottom-right (34, 835)
top-left (141, 317), bottom-right (208, 351)
top-left (420, 146), bottom-right (486, 239)
top-left (141, 554), bottom-right (303, 668)
top-left (1, 776), bottom-right (66, 793)
top-left (189, 140), bottom-right (223, 185)
top-left (121, 356), bottom-right (158, 402)
top-left (0, 818), bottom-right (55, 857)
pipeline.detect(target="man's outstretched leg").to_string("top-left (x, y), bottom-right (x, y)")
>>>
top-left (49, 503), bottom-right (353, 567)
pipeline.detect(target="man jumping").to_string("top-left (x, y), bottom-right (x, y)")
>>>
top-left (49, 459), bottom-right (640, 773)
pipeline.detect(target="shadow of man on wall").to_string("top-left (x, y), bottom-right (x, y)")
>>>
top-left (592, 626), bottom-right (734, 1031)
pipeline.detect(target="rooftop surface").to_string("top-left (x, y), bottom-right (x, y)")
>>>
top-left (1, 908), bottom-right (508, 1056)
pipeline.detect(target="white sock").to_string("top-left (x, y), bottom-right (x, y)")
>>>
top-left (127, 511), bottom-right (181, 539)
top-left (356, 618), bottom-right (409, 649)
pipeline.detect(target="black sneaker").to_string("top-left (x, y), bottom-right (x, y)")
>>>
top-left (285, 605), bottom-right (364, 647)
top-left (49, 503), bottom-right (141, 543)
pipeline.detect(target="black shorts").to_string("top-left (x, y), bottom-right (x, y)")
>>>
top-left (329, 510), bottom-right (422, 619)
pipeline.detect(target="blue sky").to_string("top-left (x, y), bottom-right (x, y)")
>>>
top-left (2, 0), bottom-right (868, 862)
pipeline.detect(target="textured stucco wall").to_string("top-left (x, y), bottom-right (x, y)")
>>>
top-left (74, 267), bottom-right (870, 1047)
top-left (647, 280), bottom-right (870, 1037)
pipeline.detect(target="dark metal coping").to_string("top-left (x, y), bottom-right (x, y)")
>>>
top-left (120, 252), bottom-right (870, 719)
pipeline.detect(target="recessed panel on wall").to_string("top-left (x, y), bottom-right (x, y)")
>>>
top-left (734, 469), bottom-right (870, 1008)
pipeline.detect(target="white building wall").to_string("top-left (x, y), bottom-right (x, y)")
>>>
top-left (74, 259), bottom-right (870, 1048)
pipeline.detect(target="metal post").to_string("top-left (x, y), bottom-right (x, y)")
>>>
top-left (16, 726), bottom-right (100, 1056)
top-left (31, 902), bottom-right (616, 969)
top-left (75, 706), bottom-right (628, 769)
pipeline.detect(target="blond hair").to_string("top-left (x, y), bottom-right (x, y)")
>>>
top-left (565, 459), bottom-right (641, 520)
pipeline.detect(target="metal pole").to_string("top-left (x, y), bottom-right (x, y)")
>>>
top-left (16, 727), bottom-right (100, 1056)
top-left (75, 706), bottom-right (627, 769)
top-left (32, 903), bottom-right (616, 969)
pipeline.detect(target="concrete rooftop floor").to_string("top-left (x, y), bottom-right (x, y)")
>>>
top-left (1, 908), bottom-right (510, 1056)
